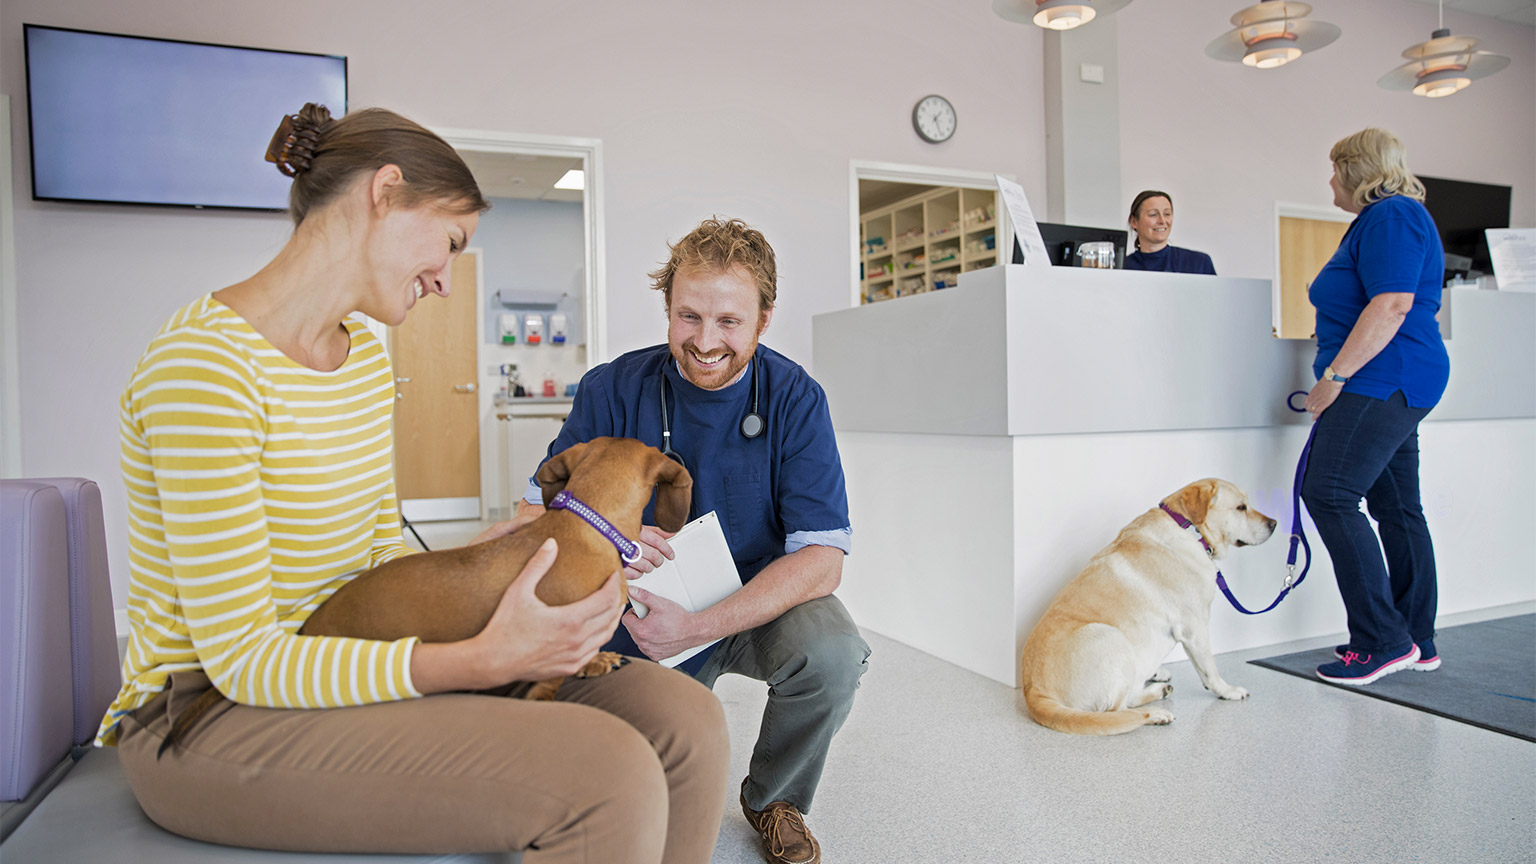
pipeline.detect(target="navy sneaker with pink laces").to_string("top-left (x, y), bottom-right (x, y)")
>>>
top-left (1335, 638), bottom-right (1439, 671)
top-left (1318, 642), bottom-right (1420, 685)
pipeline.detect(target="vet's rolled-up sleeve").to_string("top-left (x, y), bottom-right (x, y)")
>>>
top-left (776, 381), bottom-right (852, 555)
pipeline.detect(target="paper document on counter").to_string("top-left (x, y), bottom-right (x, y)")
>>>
top-left (628, 510), bottom-right (742, 668)
top-left (995, 174), bottom-right (1051, 268)
top-left (1486, 228), bottom-right (1536, 292)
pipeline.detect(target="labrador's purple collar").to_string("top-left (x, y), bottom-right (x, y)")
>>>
top-left (1159, 502), bottom-right (1215, 559)
top-left (548, 490), bottom-right (641, 564)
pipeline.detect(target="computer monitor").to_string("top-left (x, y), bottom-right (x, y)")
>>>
top-left (1014, 222), bottom-right (1129, 267)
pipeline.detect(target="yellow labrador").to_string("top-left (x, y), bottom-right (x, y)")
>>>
top-left (1021, 479), bottom-right (1276, 735)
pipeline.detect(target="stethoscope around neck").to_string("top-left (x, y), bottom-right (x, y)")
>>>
top-left (658, 351), bottom-right (764, 473)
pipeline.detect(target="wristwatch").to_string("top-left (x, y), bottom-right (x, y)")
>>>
top-left (1323, 366), bottom-right (1349, 383)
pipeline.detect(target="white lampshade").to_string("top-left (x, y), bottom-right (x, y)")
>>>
top-left (1206, 1), bottom-right (1340, 69)
top-left (992, 0), bottom-right (1133, 32)
top-left (1243, 38), bottom-right (1303, 68)
top-left (1037, 1), bottom-right (1095, 30)
top-left (1379, 28), bottom-right (1509, 98)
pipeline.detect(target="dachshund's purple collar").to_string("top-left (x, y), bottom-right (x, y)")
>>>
top-left (548, 490), bottom-right (641, 563)
top-left (1159, 502), bottom-right (1215, 559)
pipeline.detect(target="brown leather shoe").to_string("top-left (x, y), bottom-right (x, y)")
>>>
top-left (740, 778), bottom-right (821, 864)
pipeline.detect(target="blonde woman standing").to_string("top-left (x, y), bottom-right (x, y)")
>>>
top-left (1302, 128), bottom-right (1449, 686)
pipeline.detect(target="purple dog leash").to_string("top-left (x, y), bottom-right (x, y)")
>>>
top-left (1159, 424), bottom-right (1316, 615)
top-left (546, 489), bottom-right (642, 564)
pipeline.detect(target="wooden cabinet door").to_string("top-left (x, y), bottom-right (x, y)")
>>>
top-left (392, 251), bottom-right (481, 512)
top-left (1278, 217), bottom-right (1350, 339)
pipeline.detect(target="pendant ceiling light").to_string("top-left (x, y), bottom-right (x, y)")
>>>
top-left (1378, 1), bottom-right (1510, 98)
top-left (1205, 1), bottom-right (1340, 69)
top-left (992, 0), bottom-right (1132, 32)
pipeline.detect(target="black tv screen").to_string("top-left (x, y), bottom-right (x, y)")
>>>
top-left (24, 25), bottom-right (346, 211)
top-left (1418, 175), bottom-right (1511, 277)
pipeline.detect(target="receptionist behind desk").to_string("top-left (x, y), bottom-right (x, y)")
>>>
top-left (1123, 189), bottom-right (1217, 275)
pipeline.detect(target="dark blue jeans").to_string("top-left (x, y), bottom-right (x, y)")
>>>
top-left (1301, 390), bottom-right (1438, 652)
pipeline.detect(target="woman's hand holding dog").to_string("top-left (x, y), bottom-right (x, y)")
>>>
top-left (410, 538), bottom-right (625, 692)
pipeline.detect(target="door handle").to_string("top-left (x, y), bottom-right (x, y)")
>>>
top-left (396, 376), bottom-right (412, 384)
top-left (455, 383), bottom-right (477, 393)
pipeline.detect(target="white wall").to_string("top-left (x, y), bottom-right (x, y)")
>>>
top-left (2, 1), bottom-right (1532, 623)
top-left (1, 0), bottom-right (1048, 609)
top-left (475, 198), bottom-right (585, 346)
top-left (1116, 0), bottom-right (1535, 279)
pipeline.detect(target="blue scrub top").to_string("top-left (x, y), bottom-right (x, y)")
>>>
top-left (527, 344), bottom-right (852, 674)
top-left (1308, 195), bottom-right (1449, 408)
top-left (1123, 245), bottom-right (1217, 275)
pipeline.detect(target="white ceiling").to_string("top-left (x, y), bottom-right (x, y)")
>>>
top-left (457, 150), bottom-right (584, 203)
top-left (1399, 0), bottom-right (1536, 26)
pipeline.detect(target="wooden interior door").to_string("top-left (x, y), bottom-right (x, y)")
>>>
top-left (1278, 216), bottom-right (1351, 339)
top-left (392, 251), bottom-right (481, 515)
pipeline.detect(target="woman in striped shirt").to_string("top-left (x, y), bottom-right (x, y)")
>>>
top-left (102, 103), bottom-right (728, 863)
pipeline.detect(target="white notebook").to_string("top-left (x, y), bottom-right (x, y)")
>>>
top-left (627, 510), bottom-right (742, 668)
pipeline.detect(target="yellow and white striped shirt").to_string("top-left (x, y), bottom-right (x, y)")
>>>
top-left (98, 295), bottom-right (420, 746)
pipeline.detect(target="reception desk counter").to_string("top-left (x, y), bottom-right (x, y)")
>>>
top-left (813, 265), bottom-right (1534, 686)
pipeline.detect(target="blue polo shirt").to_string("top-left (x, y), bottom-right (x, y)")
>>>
top-left (525, 343), bottom-right (851, 673)
top-left (1309, 195), bottom-right (1449, 408)
top-left (1124, 245), bottom-right (1216, 275)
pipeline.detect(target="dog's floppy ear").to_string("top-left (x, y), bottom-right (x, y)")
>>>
top-left (1177, 479), bottom-right (1218, 527)
top-left (651, 454), bottom-right (694, 532)
top-left (536, 441), bottom-right (590, 506)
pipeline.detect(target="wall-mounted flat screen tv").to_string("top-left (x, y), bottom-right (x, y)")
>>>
top-left (1417, 175), bottom-right (1512, 278)
top-left (24, 24), bottom-right (346, 211)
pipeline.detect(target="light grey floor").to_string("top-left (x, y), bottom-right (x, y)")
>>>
top-left (414, 520), bottom-right (1536, 864)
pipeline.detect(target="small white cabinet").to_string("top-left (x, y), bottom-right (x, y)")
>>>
top-left (494, 401), bottom-right (571, 515)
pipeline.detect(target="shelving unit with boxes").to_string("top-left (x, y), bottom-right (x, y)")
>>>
top-left (859, 186), bottom-right (1002, 304)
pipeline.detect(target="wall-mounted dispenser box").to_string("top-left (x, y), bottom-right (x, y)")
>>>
top-left (498, 312), bottom-right (519, 344)
top-left (524, 314), bottom-right (544, 345)
top-left (549, 313), bottom-right (568, 345)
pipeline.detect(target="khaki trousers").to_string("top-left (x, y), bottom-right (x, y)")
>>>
top-left (117, 660), bottom-right (729, 863)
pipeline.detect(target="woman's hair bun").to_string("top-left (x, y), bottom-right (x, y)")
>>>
top-left (264, 103), bottom-right (334, 178)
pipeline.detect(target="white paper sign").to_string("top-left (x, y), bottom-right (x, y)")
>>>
top-left (994, 174), bottom-right (1052, 268)
top-left (1485, 228), bottom-right (1536, 292)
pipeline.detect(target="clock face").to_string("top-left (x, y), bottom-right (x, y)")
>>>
top-left (912, 95), bottom-right (956, 143)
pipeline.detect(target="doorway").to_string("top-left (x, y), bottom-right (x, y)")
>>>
top-left (393, 251), bottom-right (483, 521)
top-left (391, 128), bottom-right (605, 522)
top-left (1273, 203), bottom-right (1352, 340)
top-left (849, 161), bottom-right (1016, 308)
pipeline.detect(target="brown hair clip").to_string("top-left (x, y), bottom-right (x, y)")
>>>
top-left (264, 113), bottom-right (320, 177)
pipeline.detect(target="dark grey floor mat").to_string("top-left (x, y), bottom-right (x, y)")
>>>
top-left (1248, 614), bottom-right (1535, 742)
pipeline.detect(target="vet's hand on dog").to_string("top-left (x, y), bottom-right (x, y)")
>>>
top-left (621, 525), bottom-right (677, 578)
top-left (416, 538), bottom-right (627, 690)
top-left (621, 588), bottom-right (696, 662)
top-left (468, 507), bottom-right (545, 546)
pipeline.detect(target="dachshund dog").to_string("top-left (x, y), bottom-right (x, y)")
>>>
top-left (160, 437), bottom-right (691, 755)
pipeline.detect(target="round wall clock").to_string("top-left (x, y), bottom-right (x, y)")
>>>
top-left (912, 94), bottom-right (957, 143)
